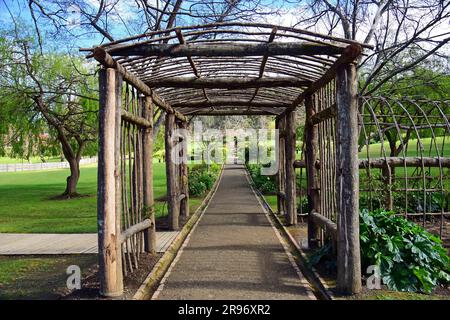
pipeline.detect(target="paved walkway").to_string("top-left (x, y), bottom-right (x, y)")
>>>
top-left (0, 232), bottom-right (179, 255)
top-left (154, 164), bottom-right (315, 300)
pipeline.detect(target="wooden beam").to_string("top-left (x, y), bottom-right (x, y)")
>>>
top-left (309, 104), bottom-right (336, 125)
top-left (121, 109), bottom-right (152, 127)
top-left (175, 28), bottom-right (209, 101)
top-left (165, 113), bottom-right (180, 230)
top-left (80, 22), bottom-right (373, 51)
top-left (173, 99), bottom-right (290, 109)
top-left (142, 96), bottom-right (156, 254)
top-left (175, 29), bottom-right (200, 77)
top-left (185, 110), bottom-right (279, 116)
top-left (336, 62), bottom-right (361, 295)
top-left (120, 219), bottom-right (153, 243)
top-left (294, 157), bottom-right (450, 170)
top-left (360, 157), bottom-right (450, 168)
top-left (145, 76), bottom-right (311, 89)
top-left (310, 211), bottom-right (337, 240)
top-left (107, 42), bottom-right (347, 57)
top-left (283, 44), bottom-right (362, 114)
top-left (250, 27), bottom-right (278, 103)
top-left (98, 68), bottom-right (123, 297)
top-left (92, 47), bottom-right (186, 122)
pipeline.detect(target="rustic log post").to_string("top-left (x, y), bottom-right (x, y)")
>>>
top-left (284, 110), bottom-right (297, 225)
top-left (143, 95), bottom-right (156, 253)
top-left (113, 71), bottom-right (124, 287)
top-left (305, 94), bottom-right (321, 248)
top-left (165, 113), bottom-right (180, 230)
top-left (276, 116), bottom-right (285, 215)
top-left (281, 117), bottom-right (287, 215)
top-left (98, 68), bottom-right (123, 297)
top-left (335, 63), bottom-right (362, 294)
top-left (275, 117), bottom-right (282, 215)
top-left (180, 121), bottom-right (189, 218)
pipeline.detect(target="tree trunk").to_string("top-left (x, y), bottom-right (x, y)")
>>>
top-left (63, 157), bottom-right (80, 197)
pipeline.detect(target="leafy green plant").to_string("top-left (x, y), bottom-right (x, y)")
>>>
top-left (247, 164), bottom-right (277, 193)
top-left (188, 176), bottom-right (206, 196)
top-left (297, 196), bottom-right (309, 214)
top-left (360, 209), bottom-right (450, 293)
top-left (188, 163), bottom-right (220, 196)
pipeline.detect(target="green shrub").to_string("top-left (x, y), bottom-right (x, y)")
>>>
top-left (188, 163), bottom-right (220, 196)
top-left (247, 164), bottom-right (277, 193)
top-left (360, 209), bottom-right (450, 293)
top-left (297, 196), bottom-right (309, 214)
top-left (189, 176), bottom-right (206, 196)
top-left (198, 172), bottom-right (215, 190)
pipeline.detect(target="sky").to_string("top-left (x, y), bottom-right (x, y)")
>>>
top-left (0, 0), bottom-right (313, 52)
top-left (0, 0), bottom-right (448, 61)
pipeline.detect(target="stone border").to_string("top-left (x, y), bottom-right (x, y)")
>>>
top-left (244, 167), bottom-right (335, 300)
top-left (132, 165), bottom-right (225, 300)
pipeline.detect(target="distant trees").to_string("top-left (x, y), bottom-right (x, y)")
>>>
top-left (0, 28), bottom-right (98, 197)
top-left (25, 0), bottom-right (278, 137)
top-left (283, 0), bottom-right (450, 95)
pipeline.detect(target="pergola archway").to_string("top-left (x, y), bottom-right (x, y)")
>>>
top-left (83, 22), bottom-right (372, 297)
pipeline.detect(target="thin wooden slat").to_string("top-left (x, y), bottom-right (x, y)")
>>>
top-left (165, 113), bottom-right (180, 230)
top-left (143, 96), bottom-right (156, 254)
top-left (284, 110), bottom-right (297, 225)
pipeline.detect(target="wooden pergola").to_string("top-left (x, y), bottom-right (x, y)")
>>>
top-left (82, 22), bottom-right (372, 297)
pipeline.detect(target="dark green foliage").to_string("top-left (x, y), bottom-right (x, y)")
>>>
top-left (359, 172), bottom-right (448, 214)
top-left (246, 164), bottom-right (277, 193)
top-left (297, 196), bottom-right (309, 214)
top-left (360, 209), bottom-right (450, 293)
top-left (188, 163), bottom-right (220, 197)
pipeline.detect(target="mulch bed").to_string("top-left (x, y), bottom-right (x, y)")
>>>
top-left (62, 215), bottom-right (189, 299)
top-left (62, 253), bottom-right (162, 300)
top-left (155, 215), bottom-right (189, 231)
top-left (421, 217), bottom-right (449, 251)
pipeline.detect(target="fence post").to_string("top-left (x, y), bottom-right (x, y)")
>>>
top-left (276, 116), bottom-right (285, 215)
top-left (143, 96), bottom-right (156, 253)
top-left (285, 110), bottom-right (297, 225)
top-left (179, 121), bottom-right (189, 218)
top-left (97, 67), bottom-right (123, 297)
top-left (165, 113), bottom-right (180, 230)
top-left (335, 63), bottom-right (362, 295)
top-left (305, 94), bottom-right (321, 248)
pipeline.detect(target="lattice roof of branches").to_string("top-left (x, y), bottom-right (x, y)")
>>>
top-left (83, 22), bottom-right (372, 117)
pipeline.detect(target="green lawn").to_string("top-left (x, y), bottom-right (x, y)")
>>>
top-left (0, 163), bottom-right (202, 233)
top-left (359, 137), bottom-right (450, 158)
